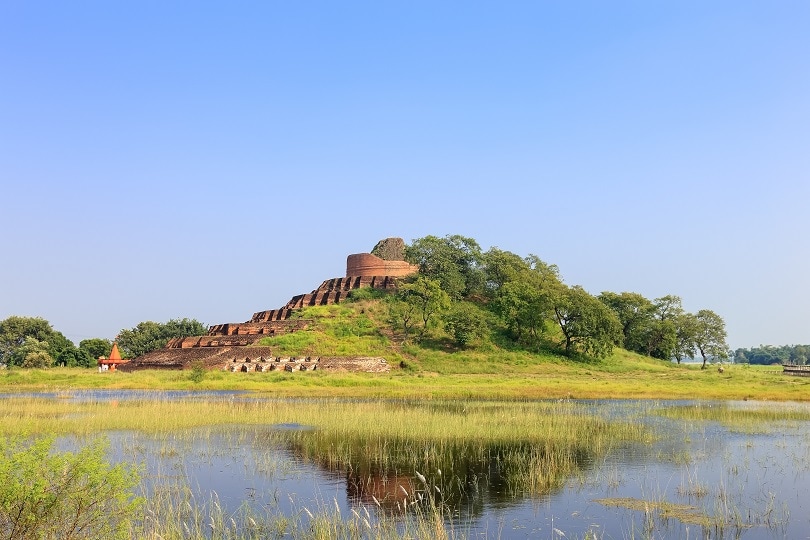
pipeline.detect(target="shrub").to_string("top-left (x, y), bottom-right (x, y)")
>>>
top-left (347, 286), bottom-right (388, 302)
top-left (189, 361), bottom-right (206, 383)
top-left (444, 302), bottom-right (490, 348)
top-left (0, 436), bottom-right (142, 539)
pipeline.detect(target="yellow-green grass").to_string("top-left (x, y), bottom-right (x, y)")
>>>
top-left (1, 301), bottom-right (803, 401)
top-left (0, 396), bottom-right (645, 439)
top-left (1, 384), bottom-right (800, 538)
top-left (656, 401), bottom-right (810, 432)
top-left (0, 396), bottom-right (651, 503)
top-left (0, 360), bottom-right (802, 401)
top-left (284, 400), bottom-right (651, 498)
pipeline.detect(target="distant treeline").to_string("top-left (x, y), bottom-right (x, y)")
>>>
top-left (733, 345), bottom-right (810, 365)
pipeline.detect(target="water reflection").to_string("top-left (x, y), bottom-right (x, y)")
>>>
top-left (31, 395), bottom-right (810, 539)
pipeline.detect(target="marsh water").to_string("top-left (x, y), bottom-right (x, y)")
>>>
top-left (11, 390), bottom-right (810, 539)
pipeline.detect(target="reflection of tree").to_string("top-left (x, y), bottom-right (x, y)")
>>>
top-left (286, 437), bottom-right (599, 521)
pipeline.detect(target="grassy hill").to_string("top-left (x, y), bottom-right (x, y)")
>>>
top-left (239, 294), bottom-right (806, 402)
top-left (1, 294), bottom-right (806, 401)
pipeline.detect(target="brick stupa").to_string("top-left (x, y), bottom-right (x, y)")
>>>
top-left (119, 238), bottom-right (418, 372)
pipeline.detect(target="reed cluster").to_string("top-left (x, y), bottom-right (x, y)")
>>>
top-left (265, 400), bottom-right (651, 500)
top-left (656, 401), bottom-right (810, 432)
top-left (137, 484), bottom-right (474, 540)
top-left (4, 392), bottom-right (806, 538)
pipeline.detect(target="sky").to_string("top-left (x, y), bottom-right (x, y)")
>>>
top-left (1, 1), bottom-right (808, 351)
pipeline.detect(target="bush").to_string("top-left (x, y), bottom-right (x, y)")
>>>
top-left (0, 436), bottom-right (142, 539)
top-left (444, 302), bottom-right (490, 348)
top-left (189, 361), bottom-right (206, 383)
top-left (347, 286), bottom-right (388, 302)
top-left (20, 350), bottom-right (53, 369)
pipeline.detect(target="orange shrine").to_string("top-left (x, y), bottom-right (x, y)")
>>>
top-left (98, 342), bottom-right (128, 372)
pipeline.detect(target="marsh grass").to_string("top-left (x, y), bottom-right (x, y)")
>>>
top-left (5, 392), bottom-right (807, 538)
top-left (138, 479), bottom-right (478, 540)
top-left (656, 402), bottom-right (810, 433)
top-left (272, 400), bottom-right (651, 501)
top-left (0, 403), bottom-right (490, 538)
top-left (0, 396), bottom-right (651, 514)
top-left (596, 472), bottom-right (792, 537)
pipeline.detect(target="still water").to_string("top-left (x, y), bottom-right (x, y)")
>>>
top-left (17, 391), bottom-right (810, 539)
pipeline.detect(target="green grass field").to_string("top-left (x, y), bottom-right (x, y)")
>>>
top-left (0, 355), bottom-right (801, 402)
top-left (1, 300), bottom-right (804, 401)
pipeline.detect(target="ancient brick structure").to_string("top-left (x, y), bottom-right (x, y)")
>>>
top-left (250, 276), bottom-right (400, 324)
top-left (120, 239), bottom-right (417, 372)
top-left (345, 254), bottom-right (419, 278)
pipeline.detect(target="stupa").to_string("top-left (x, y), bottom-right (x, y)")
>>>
top-left (119, 238), bottom-right (418, 372)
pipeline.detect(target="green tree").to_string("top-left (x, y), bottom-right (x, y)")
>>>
top-left (635, 295), bottom-right (683, 360)
top-left (79, 338), bottom-right (114, 364)
top-left (552, 286), bottom-right (622, 358)
top-left (189, 361), bottom-right (206, 383)
top-left (0, 316), bottom-right (54, 366)
top-left (0, 436), bottom-right (141, 539)
top-left (597, 291), bottom-right (654, 351)
top-left (406, 235), bottom-right (484, 300)
top-left (482, 248), bottom-right (530, 293)
top-left (390, 277), bottom-right (451, 340)
top-left (46, 331), bottom-right (82, 367)
top-left (693, 309), bottom-right (729, 369)
top-left (737, 345), bottom-right (784, 365)
top-left (444, 302), bottom-right (489, 347)
top-left (653, 295), bottom-right (684, 321)
top-left (672, 312), bottom-right (698, 364)
top-left (493, 279), bottom-right (553, 344)
top-left (790, 345), bottom-right (810, 365)
top-left (15, 338), bottom-right (54, 369)
top-left (489, 254), bottom-right (562, 345)
top-left (0, 317), bottom-right (87, 368)
top-left (117, 318), bottom-right (207, 358)
top-left (386, 292), bottom-right (419, 343)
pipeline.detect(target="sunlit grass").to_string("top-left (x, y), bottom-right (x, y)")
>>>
top-left (656, 401), bottom-right (810, 433)
top-left (138, 480), bottom-right (480, 540)
top-left (4, 391), bottom-right (807, 538)
top-left (0, 360), bottom-right (806, 402)
top-left (0, 298), bottom-right (805, 401)
top-left (0, 397), bottom-right (651, 500)
top-left (4, 295), bottom-right (808, 402)
top-left (2, 395), bottom-right (657, 538)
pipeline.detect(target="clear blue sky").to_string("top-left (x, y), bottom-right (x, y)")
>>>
top-left (1, 1), bottom-right (808, 350)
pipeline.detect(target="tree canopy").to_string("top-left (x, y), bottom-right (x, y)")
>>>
top-left (116, 318), bottom-right (208, 358)
top-left (405, 235), bottom-right (484, 300)
top-left (553, 286), bottom-right (622, 358)
top-left (79, 338), bottom-right (114, 362)
top-left (386, 276), bottom-right (450, 342)
top-left (0, 316), bottom-right (95, 368)
top-left (692, 309), bottom-right (729, 368)
top-left (0, 315), bottom-right (208, 368)
top-left (594, 292), bottom-right (729, 366)
top-left (396, 234), bottom-right (731, 362)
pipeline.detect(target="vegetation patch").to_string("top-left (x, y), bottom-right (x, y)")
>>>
top-left (656, 402), bottom-right (810, 432)
top-left (594, 497), bottom-right (713, 526)
top-left (0, 436), bottom-right (142, 539)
